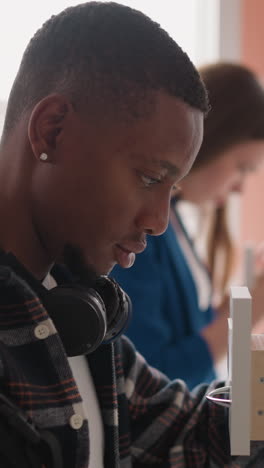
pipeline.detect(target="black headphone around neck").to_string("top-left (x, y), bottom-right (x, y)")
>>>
top-left (0, 251), bottom-right (132, 357)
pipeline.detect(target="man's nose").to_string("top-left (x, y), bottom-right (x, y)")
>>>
top-left (136, 195), bottom-right (170, 236)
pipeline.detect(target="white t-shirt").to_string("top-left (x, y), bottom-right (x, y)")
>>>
top-left (43, 274), bottom-right (104, 467)
top-left (68, 355), bottom-right (104, 468)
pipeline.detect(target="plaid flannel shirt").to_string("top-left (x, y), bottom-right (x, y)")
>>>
top-left (0, 264), bottom-right (263, 467)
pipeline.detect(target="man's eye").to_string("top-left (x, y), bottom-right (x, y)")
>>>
top-left (141, 174), bottom-right (161, 187)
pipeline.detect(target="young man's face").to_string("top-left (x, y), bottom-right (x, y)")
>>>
top-left (31, 92), bottom-right (203, 275)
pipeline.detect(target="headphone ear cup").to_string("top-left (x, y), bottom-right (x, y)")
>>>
top-left (46, 286), bottom-right (107, 356)
top-left (0, 250), bottom-right (132, 356)
top-left (104, 285), bottom-right (132, 343)
top-left (94, 276), bottom-right (132, 342)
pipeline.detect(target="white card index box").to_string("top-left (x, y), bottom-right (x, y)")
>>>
top-left (229, 286), bottom-right (252, 456)
top-left (251, 334), bottom-right (264, 441)
top-left (243, 244), bottom-right (255, 289)
top-left (207, 286), bottom-right (264, 455)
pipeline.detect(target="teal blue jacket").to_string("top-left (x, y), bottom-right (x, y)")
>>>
top-left (112, 211), bottom-right (216, 389)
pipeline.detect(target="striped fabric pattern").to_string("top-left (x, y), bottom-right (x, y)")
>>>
top-left (0, 265), bottom-right (263, 467)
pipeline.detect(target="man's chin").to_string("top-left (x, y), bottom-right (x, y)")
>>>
top-left (61, 244), bottom-right (117, 279)
top-left (62, 244), bottom-right (98, 283)
top-left (98, 260), bottom-right (117, 276)
top-left (107, 265), bottom-right (116, 275)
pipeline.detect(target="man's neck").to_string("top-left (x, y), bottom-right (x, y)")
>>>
top-left (0, 196), bottom-right (54, 279)
top-left (0, 139), bottom-right (55, 279)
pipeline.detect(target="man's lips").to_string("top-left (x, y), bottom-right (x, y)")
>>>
top-left (114, 241), bottom-right (147, 268)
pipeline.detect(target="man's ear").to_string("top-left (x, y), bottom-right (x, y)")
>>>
top-left (28, 94), bottom-right (74, 160)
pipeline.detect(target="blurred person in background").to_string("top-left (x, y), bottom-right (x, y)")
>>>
top-left (112, 62), bottom-right (264, 389)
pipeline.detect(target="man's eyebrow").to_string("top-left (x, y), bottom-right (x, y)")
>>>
top-left (154, 159), bottom-right (181, 178)
top-left (131, 153), bottom-right (181, 178)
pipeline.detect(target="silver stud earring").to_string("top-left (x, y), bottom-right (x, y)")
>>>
top-left (39, 153), bottom-right (48, 161)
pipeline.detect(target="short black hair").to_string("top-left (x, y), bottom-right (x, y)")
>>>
top-left (3, 1), bottom-right (208, 134)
